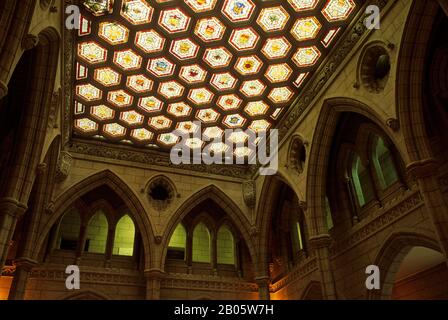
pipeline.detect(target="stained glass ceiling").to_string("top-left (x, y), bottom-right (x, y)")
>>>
top-left (73, 0), bottom-right (359, 156)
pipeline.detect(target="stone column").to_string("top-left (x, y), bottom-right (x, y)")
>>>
top-left (144, 269), bottom-right (166, 300)
top-left (408, 159), bottom-right (448, 259)
top-left (308, 234), bottom-right (337, 300)
top-left (104, 227), bottom-right (115, 268)
top-left (255, 276), bottom-right (271, 300)
top-left (0, 198), bottom-right (27, 269)
top-left (7, 257), bottom-right (37, 300)
top-left (75, 224), bottom-right (88, 264)
top-left (211, 231), bottom-right (217, 275)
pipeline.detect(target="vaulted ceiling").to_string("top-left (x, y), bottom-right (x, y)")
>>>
top-left (72, 0), bottom-right (361, 156)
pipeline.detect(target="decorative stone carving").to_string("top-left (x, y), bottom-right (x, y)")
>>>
top-left (242, 180), bottom-right (256, 208)
top-left (287, 136), bottom-right (307, 174)
top-left (146, 175), bottom-right (177, 212)
top-left (22, 34), bottom-right (39, 50)
top-left (358, 43), bottom-right (391, 93)
top-left (308, 234), bottom-right (332, 250)
top-left (48, 89), bottom-right (61, 130)
top-left (55, 151), bottom-right (73, 182)
top-left (386, 118), bottom-right (399, 131)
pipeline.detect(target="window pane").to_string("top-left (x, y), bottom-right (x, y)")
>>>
top-left (113, 215), bottom-right (135, 256)
top-left (58, 208), bottom-right (81, 250)
top-left (85, 211), bottom-right (108, 254)
top-left (352, 155), bottom-right (375, 206)
top-left (217, 226), bottom-right (235, 265)
top-left (374, 137), bottom-right (399, 188)
top-left (192, 223), bottom-right (211, 263)
top-left (168, 223), bottom-right (186, 260)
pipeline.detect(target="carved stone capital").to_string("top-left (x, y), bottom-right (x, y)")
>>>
top-left (308, 234), bottom-right (332, 250)
top-left (154, 235), bottom-right (162, 244)
top-left (242, 180), bottom-right (256, 208)
top-left (144, 268), bottom-right (166, 280)
top-left (13, 257), bottom-right (38, 271)
top-left (406, 158), bottom-right (439, 180)
top-left (37, 163), bottom-right (48, 175)
top-left (56, 151), bottom-right (73, 182)
top-left (298, 201), bottom-right (307, 211)
top-left (0, 80), bottom-right (7, 99)
top-left (22, 34), bottom-right (39, 51)
top-left (0, 198), bottom-right (28, 218)
top-left (254, 276), bottom-right (271, 287)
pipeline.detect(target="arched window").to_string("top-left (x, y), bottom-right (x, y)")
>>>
top-left (372, 136), bottom-right (399, 189)
top-left (57, 208), bottom-right (81, 250)
top-left (85, 211), bottom-right (108, 254)
top-left (113, 215), bottom-right (135, 256)
top-left (325, 196), bottom-right (334, 230)
top-left (350, 153), bottom-right (375, 207)
top-left (217, 225), bottom-right (235, 265)
top-left (192, 222), bottom-right (211, 263)
top-left (168, 223), bottom-right (187, 260)
top-left (292, 221), bottom-right (304, 252)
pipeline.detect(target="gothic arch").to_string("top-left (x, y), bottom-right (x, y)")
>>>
top-left (160, 184), bottom-right (256, 270)
top-left (396, 0), bottom-right (440, 162)
top-left (367, 230), bottom-right (441, 300)
top-left (33, 170), bottom-right (155, 267)
top-left (306, 97), bottom-right (403, 237)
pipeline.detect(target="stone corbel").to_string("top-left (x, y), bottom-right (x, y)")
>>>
top-left (308, 234), bottom-right (332, 251)
top-left (406, 158), bottom-right (440, 180)
top-left (242, 180), bottom-right (256, 208)
top-left (55, 151), bottom-right (73, 182)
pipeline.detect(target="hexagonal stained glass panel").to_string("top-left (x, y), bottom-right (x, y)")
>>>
top-left (292, 46), bottom-right (321, 67)
top-left (265, 63), bottom-right (293, 83)
top-left (203, 126), bottom-right (224, 140)
top-left (222, 0), bottom-right (255, 23)
top-left (94, 67), bottom-right (121, 87)
top-left (287, 0), bottom-right (319, 12)
top-left (262, 37), bottom-right (292, 59)
top-left (104, 123), bottom-right (126, 137)
top-left (120, 111), bottom-right (144, 125)
top-left (78, 42), bottom-right (107, 64)
top-left (91, 105), bottom-right (115, 121)
top-left (148, 57), bottom-right (175, 77)
top-left (159, 8), bottom-right (191, 34)
top-left (108, 90), bottom-right (133, 107)
top-left (235, 56), bottom-right (263, 76)
top-left (158, 81), bottom-right (185, 99)
top-left (76, 84), bottom-right (102, 101)
top-left (185, 0), bottom-right (217, 12)
top-left (196, 108), bottom-right (220, 123)
top-left (113, 49), bottom-right (142, 70)
top-left (83, 0), bottom-right (114, 16)
top-left (149, 116), bottom-right (172, 130)
top-left (244, 101), bottom-right (269, 116)
top-left (291, 17), bottom-right (321, 41)
top-left (135, 30), bottom-right (165, 53)
top-left (121, 0), bottom-right (153, 25)
top-left (168, 102), bottom-right (192, 117)
top-left (138, 96), bottom-right (163, 113)
top-left (257, 6), bottom-right (290, 33)
top-left (217, 94), bottom-right (242, 111)
top-left (268, 87), bottom-right (295, 104)
top-left (170, 38), bottom-right (199, 60)
top-left (188, 88), bottom-right (214, 105)
top-left (227, 131), bottom-right (249, 144)
top-left (207, 142), bottom-right (229, 154)
top-left (234, 146), bottom-right (253, 158)
top-left (99, 22), bottom-right (129, 45)
top-left (249, 119), bottom-right (271, 133)
top-left (229, 28), bottom-right (259, 51)
top-left (322, 0), bottom-right (356, 22)
top-left (185, 138), bottom-right (204, 149)
top-left (203, 47), bottom-right (233, 68)
top-left (177, 121), bottom-right (199, 134)
top-left (126, 74), bottom-right (153, 93)
top-left (179, 65), bottom-right (207, 84)
top-left (131, 128), bottom-right (153, 141)
top-left (75, 118), bottom-right (98, 132)
top-left (195, 17), bottom-right (225, 43)
top-left (223, 114), bottom-right (246, 128)
top-left (158, 132), bottom-right (179, 145)
top-left (241, 79), bottom-right (266, 97)
top-left (211, 72), bottom-right (237, 91)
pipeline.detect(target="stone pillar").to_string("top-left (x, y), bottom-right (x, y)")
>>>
top-left (104, 227), bottom-right (115, 268)
top-left (308, 234), bottom-right (337, 300)
top-left (408, 159), bottom-right (448, 259)
top-left (7, 257), bottom-right (37, 300)
top-left (144, 269), bottom-right (166, 300)
top-left (0, 198), bottom-right (27, 269)
top-left (186, 233), bottom-right (193, 274)
top-left (75, 224), bottom-right (88, 264)
top-left (211, 231), bottom-right (217, 275)
top-left (255, 276), bottom-right (271, 300)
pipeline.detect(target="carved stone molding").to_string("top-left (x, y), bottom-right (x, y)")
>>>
top-left (144, 268), bottom-right (166, 280)
top-left (55, 151), bottom-right (73, 182)
top-left (406, 158), bottom-right (440, 180)
top-left (270, 257), bottom-right (318, 292)
top-left (1, 265), bottom-right (16, 276)
top-left (386, 118), bottom-right (399, 131)
top-left (0, 198), bottom-right (28, 218)
top-left (22, 34), bottom-right (39, 51)
top-left (161, 274), bottom-right (258, 292)
top-left (308, 234), bottom-right (332, 250)
top-left (13, 257), bottom-right (38, 271)
top-left (242, 180), bottom-right (256, 208)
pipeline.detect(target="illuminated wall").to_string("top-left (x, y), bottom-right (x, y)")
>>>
top-left (113, 215), bottom-right (135, 256)
top-left (192, 223), bottom-right (211, 263)
top-left (217, 226), bottom-right (235, 265)
top-left (86, 211), bottom-right (108, 254)
top-left (57, 208), bottom-right (81, 249)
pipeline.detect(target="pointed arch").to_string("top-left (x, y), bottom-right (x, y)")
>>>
top-left (367, 230), bottom-right (441, 300)
top-left (33, 170), bottom-right (154, 267)
top-left (306, 97), bottom-right (403, 237)
top-left (160, 185), bottom-right (256, 269)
